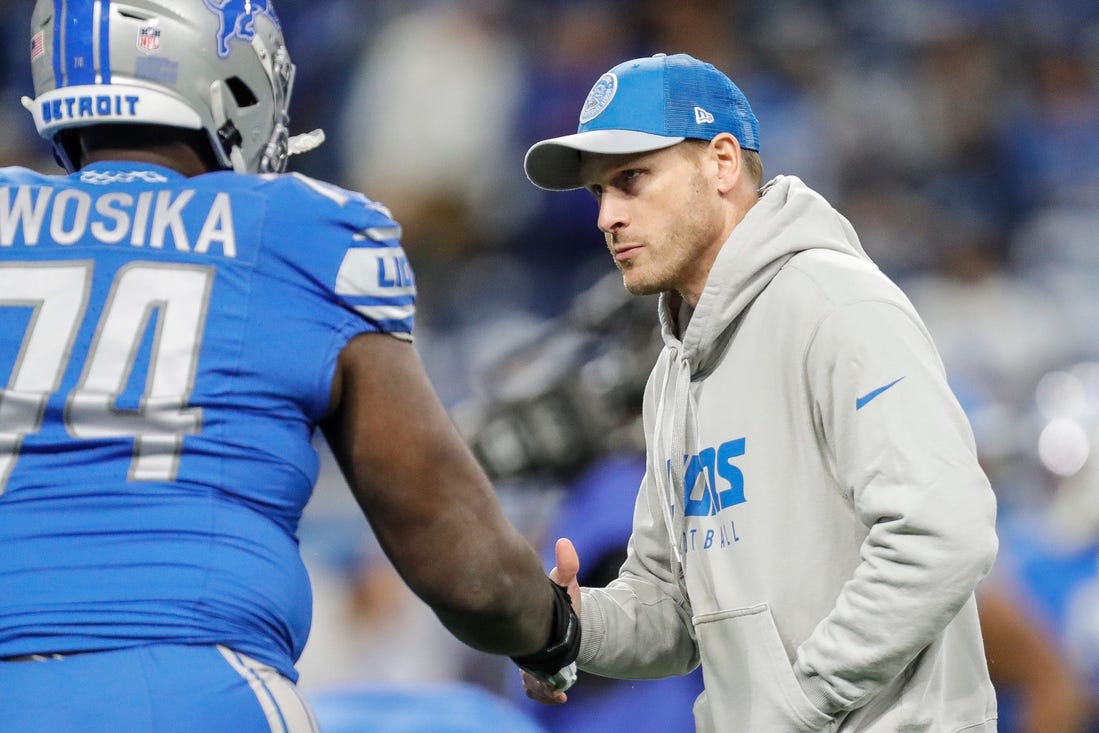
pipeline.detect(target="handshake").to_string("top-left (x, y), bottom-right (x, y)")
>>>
top-left (520, 661), bottom-right (579, 694)
top-left (511, 539), bottom-right (582, 702)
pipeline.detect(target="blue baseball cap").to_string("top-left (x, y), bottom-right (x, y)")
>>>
top-left (524, 53), bottom-right (760, 191)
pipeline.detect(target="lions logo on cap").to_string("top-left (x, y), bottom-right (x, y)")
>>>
top-left (579, 73), bottom-right (617, 124)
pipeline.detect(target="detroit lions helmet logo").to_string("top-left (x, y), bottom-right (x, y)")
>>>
top-left (202, 0), bottom-right (282, 59)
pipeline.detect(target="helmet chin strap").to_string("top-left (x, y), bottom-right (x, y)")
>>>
top-left (209, 78), bottom-right (323, 173)
top-left (228, 144), bottom-right (248, 172)
top-left (208, 78), bottom-right (245, 172)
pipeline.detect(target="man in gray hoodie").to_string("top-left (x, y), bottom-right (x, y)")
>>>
top-left (519, 53), bottom-right (999, 732)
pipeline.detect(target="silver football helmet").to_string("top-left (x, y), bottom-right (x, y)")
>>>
top-left (22, 0), bottom-right (323, 173)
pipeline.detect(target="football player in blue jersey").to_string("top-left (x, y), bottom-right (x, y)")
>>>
top-left (0, 2), bottom-right (578, 731)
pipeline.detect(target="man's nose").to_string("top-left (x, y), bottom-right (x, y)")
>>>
top-left (597, 195), bottom-right (627, 234)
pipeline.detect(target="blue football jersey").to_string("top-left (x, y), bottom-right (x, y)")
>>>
top-left (0, 161), bottom-right (415, 681)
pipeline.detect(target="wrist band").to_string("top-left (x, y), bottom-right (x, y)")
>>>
top-left (510, 579), bottom-right (581, 675)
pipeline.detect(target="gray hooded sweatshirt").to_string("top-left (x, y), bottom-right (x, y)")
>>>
top-left (576, 176), bottom-right (999, 732)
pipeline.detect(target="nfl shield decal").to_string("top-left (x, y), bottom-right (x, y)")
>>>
top-left (138, 26), bottom-right (161, 53)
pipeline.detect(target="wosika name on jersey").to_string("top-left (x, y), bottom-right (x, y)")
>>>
top-left (0, 185), bottom-right (238, 257)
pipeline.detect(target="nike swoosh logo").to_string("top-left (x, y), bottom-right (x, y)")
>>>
top-left (856, 377), bottom-right (905, 410)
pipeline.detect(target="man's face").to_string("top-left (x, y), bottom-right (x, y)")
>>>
top-left (578, 142), bottom-right (725, 303)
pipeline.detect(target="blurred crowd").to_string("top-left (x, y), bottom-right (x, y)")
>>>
top-left (4, 0), bottom-right (1099, 730)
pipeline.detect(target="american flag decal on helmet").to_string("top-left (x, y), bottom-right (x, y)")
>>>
top-left (30, 30), bottom-right (45, 61)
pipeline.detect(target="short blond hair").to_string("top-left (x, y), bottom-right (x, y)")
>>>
top-left (742, 150), bottom-right (764, 189)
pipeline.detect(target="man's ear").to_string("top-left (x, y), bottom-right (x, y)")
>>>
top-left (710, 133), bottom-right (742, 194)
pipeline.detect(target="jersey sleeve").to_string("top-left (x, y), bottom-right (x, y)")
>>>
top-left (332, 220), bottom-right (416, 341)
top-left (278, 172), bottom-right (417, 342)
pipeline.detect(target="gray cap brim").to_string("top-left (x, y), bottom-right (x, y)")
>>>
top-left (523, 130), bottom-right (686, 191)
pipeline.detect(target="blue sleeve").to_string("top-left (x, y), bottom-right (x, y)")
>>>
top-left (267, 172), bottom-right (416, 340)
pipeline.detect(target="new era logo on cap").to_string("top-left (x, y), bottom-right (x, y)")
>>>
top-left (524, 53), bottom-right (760, 191)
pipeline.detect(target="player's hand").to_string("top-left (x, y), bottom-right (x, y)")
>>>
top-left (549, 537), bottom-right (580, 618)
top-left (522, 667), bottom-right (571, 704)
top-left (521, 538), bottom-right (582, 705)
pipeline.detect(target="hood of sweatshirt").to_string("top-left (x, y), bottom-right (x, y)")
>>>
top-left (650, 175), bottom-right (873, 579)
top-left (659, 175), bottom-right (871, 372)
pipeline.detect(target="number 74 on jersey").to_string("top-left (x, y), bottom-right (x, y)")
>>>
top-left (0, 261), bottom-right (212, 495)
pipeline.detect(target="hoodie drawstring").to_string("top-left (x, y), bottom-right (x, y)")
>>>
top-left (655, 346), bottom-right (694, 597)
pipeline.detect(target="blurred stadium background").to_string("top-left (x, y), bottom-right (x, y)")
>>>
top-left (5, 0), bottom-right (1099, 730)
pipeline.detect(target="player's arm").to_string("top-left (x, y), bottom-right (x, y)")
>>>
top-left (321, 331), bottom-right (574, 663)
top-left (979, 582), bottom-right (1092, 732)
